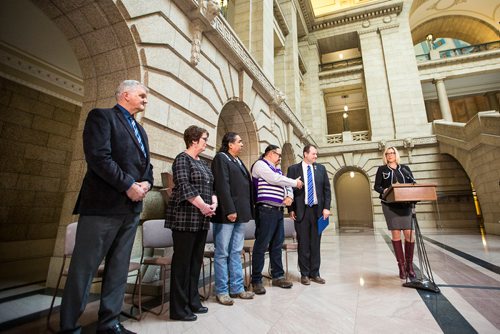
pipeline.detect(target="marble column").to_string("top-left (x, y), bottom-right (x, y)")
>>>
top-left (433, 78), bottom-right (453, 121)
top-left (233, 0), bottom-right (274, 80)
top-left (277, 0), bottom-right (301, 116)
top-left (359, 29), bottom-right (395, 140)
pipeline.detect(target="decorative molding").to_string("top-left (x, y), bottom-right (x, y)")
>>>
top-left (175, 0), bottom-right (307, 140)
top-left (0, 71), bottom-right (82, 106)
top-left (210, 16), bottom-right (306, 138)
top-left (427, 0), bottom-right (467, 11)
top-left (0, 42), bottom-right (83, 106)
top-left (272, 90), bottom-right (286, 106)
top-left (190, 20), bottom-right (204, 66)
top-left (418, 49), bottom-right (500, 69)
top-left (308, 2), bottom-right (403, 31)
top-left (378, 22), bottom-right (400, 31)
top-left (378, 139), bottom-right (386, 151)
top-left (200, 0), bottom-right (220, 23)
top-left (403, 137), bottom-right (415, 163)
top-left (273, 0), bottom-right (290, 36)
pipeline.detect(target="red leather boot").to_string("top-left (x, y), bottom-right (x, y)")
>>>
top-left (405, 241), bottom-right (416, 278)
top-left (392, 240), bottom-right (406, 279)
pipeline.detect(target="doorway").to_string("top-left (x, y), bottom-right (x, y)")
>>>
top-left (334, 169), bottom-right (373, 228)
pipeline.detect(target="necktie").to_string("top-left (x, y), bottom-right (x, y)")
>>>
top-left (307, 165), bottom-right (314, 206)
top-left (129, 116), bottom-right (147, 157)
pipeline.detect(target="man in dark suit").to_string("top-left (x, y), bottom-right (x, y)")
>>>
top-left (287, 145), bottom-right (331, 285)
top-left (60, 80), bottom-right (153, 334)
top-left (211, 132), bottom-right (255, 305)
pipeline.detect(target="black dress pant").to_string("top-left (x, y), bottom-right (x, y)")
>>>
top-left (60, 214), bottom-right (140, 333)
top-left (295, 206), bottom-right (321, 277)
top-left (169, 229), bottom-right (207, 318)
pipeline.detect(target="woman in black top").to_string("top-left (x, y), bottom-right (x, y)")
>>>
top-left (374, 146), bottom-right (416, 279)
top-left (165, 125), bottom-right (217, 321)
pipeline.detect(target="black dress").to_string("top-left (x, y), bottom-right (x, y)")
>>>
top-left (374, 164), bottom-right (414, 230)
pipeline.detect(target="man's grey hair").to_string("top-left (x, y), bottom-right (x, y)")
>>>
top-left (115, 80), bottom-right (148, 101)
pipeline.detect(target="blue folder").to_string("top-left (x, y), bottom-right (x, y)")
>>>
top-left (317, 216), bottom-right (329, 235)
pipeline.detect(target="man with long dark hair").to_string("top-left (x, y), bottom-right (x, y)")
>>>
top-left (211, 132), bottom-right (255, 305)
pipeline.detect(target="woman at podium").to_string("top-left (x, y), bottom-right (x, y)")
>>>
top-left (374, 146), bottom-right (416, 279)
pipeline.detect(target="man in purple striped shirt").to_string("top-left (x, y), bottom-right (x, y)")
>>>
top-left (250, 145), bottom-right (303, 295)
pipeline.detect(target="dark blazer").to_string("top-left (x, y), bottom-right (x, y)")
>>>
top-left (287, 162), bottom-right (331, 222)
top-left (74, 106), bottom-right (153, 215)
top-left (374, 164), bottom-right (414, 199)
top-left (211, 152), bottom-right (254, 224)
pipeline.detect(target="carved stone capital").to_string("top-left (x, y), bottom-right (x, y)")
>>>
top-left (403, 137), bottom-right (414, 149)
top-left (272, 90), bottom-right (286, 106)
top-left (200, 0), bottom-right (220, 24)
top-left (378, 140), bottom-right (386, 151)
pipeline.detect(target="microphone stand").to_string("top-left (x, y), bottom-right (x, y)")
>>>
top-left (402, 201), bottom-right (440, 293)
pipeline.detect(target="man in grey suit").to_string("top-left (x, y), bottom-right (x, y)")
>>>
top-left (286, 145), bottom-right (331, 286)
top-left (60, 80), bottom-right (154, 334)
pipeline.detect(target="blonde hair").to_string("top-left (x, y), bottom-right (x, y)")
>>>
top-left (383, 146), bottom-right (400, 165)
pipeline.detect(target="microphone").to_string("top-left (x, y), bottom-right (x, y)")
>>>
top-left (401, 168), bottom-right (416, 184)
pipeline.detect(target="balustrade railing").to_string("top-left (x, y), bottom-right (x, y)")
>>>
top-left (326, 130), bottom-right (369, 144)
top-left (320, 57), bottom-right (363, 72)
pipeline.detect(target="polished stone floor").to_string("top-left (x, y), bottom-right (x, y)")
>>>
top-left (1, 227), bottom-right (499, 334)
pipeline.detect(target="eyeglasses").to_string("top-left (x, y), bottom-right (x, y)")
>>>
top-left (200, 137), bottom-right (208, 142)
top-left (385, 152), bottom-right (395, 156)
top-left (272, 151), bottom-right (282, 158)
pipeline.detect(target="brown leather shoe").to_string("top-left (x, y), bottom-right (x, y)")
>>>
top-left (272, 277), bottom-right (293, 288)
top-left (252, 282), bottom-right (266, 295)
top-left (310, 276), bottom-right (326, 284)
top-left (301, 276), bottom-right (310, 285)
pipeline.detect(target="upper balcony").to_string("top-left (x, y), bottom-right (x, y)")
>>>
top-left (416, 40), bottom-right (500, 63)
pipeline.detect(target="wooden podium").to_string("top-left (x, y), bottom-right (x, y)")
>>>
top-left (383, 183), bottom-right (440, 293)
top-left (383, 183), bottom-right (437, 203)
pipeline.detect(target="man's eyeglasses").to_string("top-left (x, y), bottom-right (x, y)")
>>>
top-left (272, 151), bottom-right (282, 158)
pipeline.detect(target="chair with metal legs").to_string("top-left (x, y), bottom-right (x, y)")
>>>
top-left (131, 219), bottom-right (173, 316)
top-left (282, 218), bottom-right (298, 280)
top-left (47, 222), bottom-right (142, 330)
top-left (200, 223), bottom-right (214, 300)
top-left (241, 220), bottom-right (256, 288)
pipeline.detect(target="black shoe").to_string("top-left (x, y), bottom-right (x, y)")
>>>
top-left (252, 282), bottom-right (266, 295)
top-left (191, 306), bottom-right (208, 314)
top-left (96, 323), bottom-right (136, 334)
top-left (170, 313), bottom-right (197, 321)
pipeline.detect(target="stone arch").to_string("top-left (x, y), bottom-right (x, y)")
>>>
top-left (411, 15), bottom-right (500, 45)
top-left (434, 151), bottom-right (482, 227)
top-left (29, 1), bottom-right (143, 287)
top-left (216, 100), bottom-right (259, 168)
top-left (281, 143), bottom-right (295, 174)
top-left (333, 166), bottom-right (373, 228)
